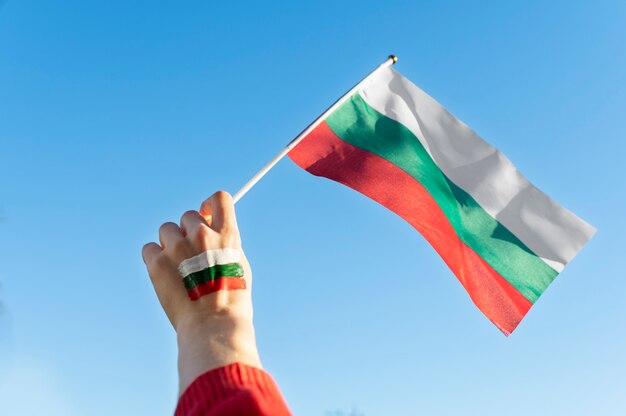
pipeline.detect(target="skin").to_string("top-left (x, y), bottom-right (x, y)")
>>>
top-left (141, 191), bottom-right (262, 395)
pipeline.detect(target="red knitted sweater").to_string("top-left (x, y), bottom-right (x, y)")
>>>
top-left (175, 363), bottom-right (291, 415)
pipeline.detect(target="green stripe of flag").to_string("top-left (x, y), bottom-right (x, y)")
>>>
top-left (325, 94), bottom-right (558, 303)
top-left (183, 263), bottom-right (245, 290)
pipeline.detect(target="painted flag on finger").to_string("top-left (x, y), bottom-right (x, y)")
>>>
top-left (288, 66), bottom-right (596, 335)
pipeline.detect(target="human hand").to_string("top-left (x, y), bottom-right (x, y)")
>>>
top-left (142, 191), bottom-right (261, 394)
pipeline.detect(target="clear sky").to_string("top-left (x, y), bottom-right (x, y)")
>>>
top-left (1, 1), bottom-right (625, 415)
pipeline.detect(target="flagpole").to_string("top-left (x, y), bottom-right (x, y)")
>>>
top-left (232, 54), bottom-right (398, 204)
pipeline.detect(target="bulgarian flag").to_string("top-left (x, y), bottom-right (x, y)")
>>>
top-left (287, 66), bottom-right (596, 335)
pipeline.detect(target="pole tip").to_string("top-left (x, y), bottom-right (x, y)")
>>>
top-left (389, 54), bottom-right (398, 64)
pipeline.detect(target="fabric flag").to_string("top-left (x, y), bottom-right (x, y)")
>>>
top-left (288, 67), bottom-right (596, 335)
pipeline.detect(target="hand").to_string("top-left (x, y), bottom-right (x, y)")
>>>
top-left (142, 191), bottom-right (261, 394)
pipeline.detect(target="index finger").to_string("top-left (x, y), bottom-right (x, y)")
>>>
top-left (199, 191), bottom-right (237, 232)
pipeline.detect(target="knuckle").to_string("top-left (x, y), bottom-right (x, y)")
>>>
top-left (170, 238), bottom-right (189, 255)
top-left (180, 210), bottom-right (198, 222)
top-left (212, 190), bottom-right (232, 203)
top-left (221, 233), bottom-right (240, 248)
top-left (152, 252), bottom-right (171, 270)
top-left (188, 226), bottom-right (209, 245)
top-left (220, 223), bottom-right (233, 234)
top-left (198, 231), bottom-right (220, 250)
top-left (159, 222), bottom-right (176, 233)
top-left (141, 242), bottom-right (153, 254)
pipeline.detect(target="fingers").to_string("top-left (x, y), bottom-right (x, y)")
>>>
top-left (159, 222), bottom-right (193, 261)
top-left (159, 222), bottom-right (184, 247)
top-left (142, 242), bottom-right (162, 265)
top-left (142, 243), bottom-right (189, 328)
top-left (180, 210), bottom-right (209, 237)
top-left (141, 192), bottom-right (249, 327)
top-left (142, 239), bottom-right (187, 309)
top-left (200, 191), bottom-right (237, 232)
top-left (147, 191), bottom-right (238, 267)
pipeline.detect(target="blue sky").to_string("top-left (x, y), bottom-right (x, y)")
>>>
top-left (1, 1), bottom-right (625, 415)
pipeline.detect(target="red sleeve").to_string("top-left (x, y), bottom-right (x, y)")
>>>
top-left (174, 363), bottom-right (291, 416)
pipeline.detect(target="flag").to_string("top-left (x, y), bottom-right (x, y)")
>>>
top-left (288, 67), bottom-right (596, 335)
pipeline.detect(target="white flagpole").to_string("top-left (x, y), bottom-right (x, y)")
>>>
top-left (232, 55), bottom-right (398, 204)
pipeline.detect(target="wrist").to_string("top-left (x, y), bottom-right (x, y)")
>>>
top-left (176, 313), bottom-right (261, 395)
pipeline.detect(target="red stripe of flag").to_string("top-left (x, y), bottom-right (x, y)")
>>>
top-left (289, 121), bottom-right (532, 335)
